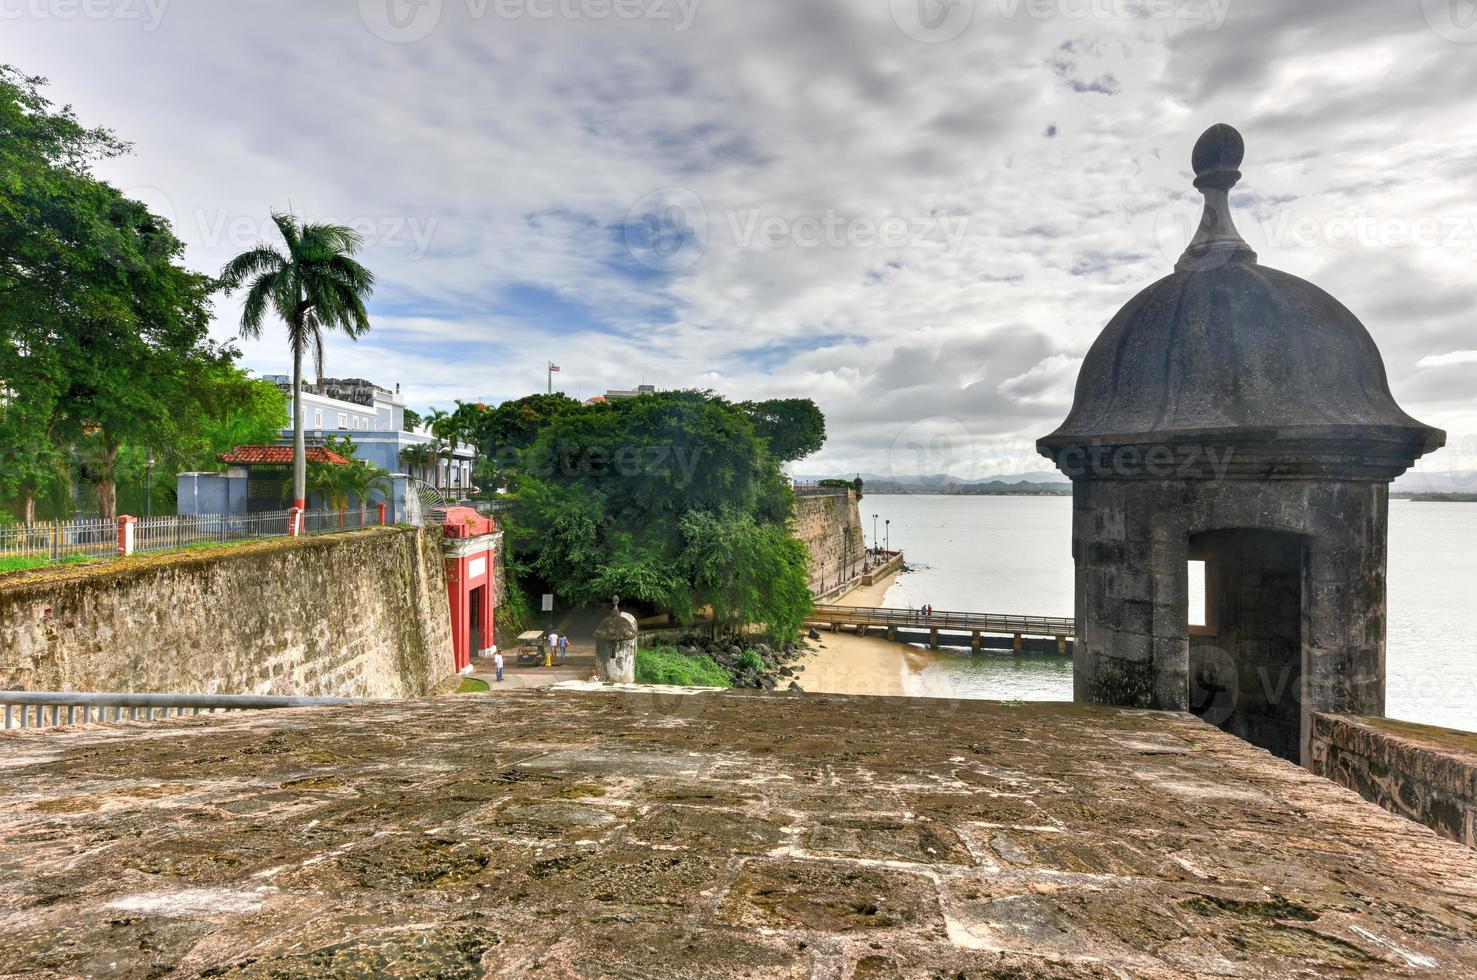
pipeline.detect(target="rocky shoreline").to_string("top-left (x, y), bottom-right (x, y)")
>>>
top-left (665, 635), bottom-right (811, 692)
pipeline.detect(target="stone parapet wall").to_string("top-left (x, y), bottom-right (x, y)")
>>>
top-left (0, 527), bottom-right (453, 699)
top-left (1310, 712), bottom-right (1477, 847)
top-left (791, 489), bottom-right (865, 589)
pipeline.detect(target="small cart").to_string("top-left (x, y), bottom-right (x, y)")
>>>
top-left (515, 630), bottom-right (546, 665)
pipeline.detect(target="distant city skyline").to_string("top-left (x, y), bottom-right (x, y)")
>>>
top-left (5, 0), bottom-right (1476, 488)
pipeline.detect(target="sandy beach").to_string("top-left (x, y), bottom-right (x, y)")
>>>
top-left (797, 570), bottom-right (934, 697)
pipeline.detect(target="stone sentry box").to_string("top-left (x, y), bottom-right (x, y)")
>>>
top-left (1039, 125), bottom-right (1444, 765)
top-left (594, 596), bottom-right (638, 684)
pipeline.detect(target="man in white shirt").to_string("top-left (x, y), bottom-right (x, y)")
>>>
top-left (493, 650), bottom-right (504, 682)
top-left (546, 632), bottom-right (558, 668)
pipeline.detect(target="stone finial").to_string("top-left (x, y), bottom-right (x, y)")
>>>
top-left (1177, 123), bottom-right (1258, 272)
top-left (1191, 123), bottom-right (1243, 191)
top-left (595, 597), bottom-right (639, 642)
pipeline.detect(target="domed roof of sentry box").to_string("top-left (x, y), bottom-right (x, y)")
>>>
top-left (1038, 124), bottom-right (1443, 477)
top-left (594, 596), bottom-right (638, 642)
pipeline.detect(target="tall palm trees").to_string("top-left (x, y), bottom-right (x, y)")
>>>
top-left (220, 214), bottom-right (374, 513)
top-left (308, 460), bottom-right (390, 529)
top-left (398, 443), bottom-right (435, 485)
top-left (425, 407), bottom-right (473, 492)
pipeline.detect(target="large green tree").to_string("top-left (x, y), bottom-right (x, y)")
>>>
top-left (741, 398), bottom-right (827, 462)
top-left (0, 66), bottom-right (253, 521)
top-left (221, 214), bottom-right (374, 512)
top-left (0, 67), bottom-right (109, 520)
top-left (187, 365), bottom-right (292, 469)
top-left (509, 390), bottom-right (810, 637)
top-left (469, 392), bottom-right (584, 493)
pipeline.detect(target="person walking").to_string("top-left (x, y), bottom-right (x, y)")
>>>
top-left (559, 634), bottom-right (569, 663)
top-left (546, 631), bottom-right (558, 668)
top-left (494, 650), bottom-right (505, 682)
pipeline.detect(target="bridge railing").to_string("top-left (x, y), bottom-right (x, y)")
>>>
top-left (808, 604), bottom-right (1074, 637)
top-left (2, 691), bottom-right (361, 731)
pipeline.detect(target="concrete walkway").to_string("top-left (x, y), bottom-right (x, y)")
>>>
top-left (468, 603), bottom-right (605, 691)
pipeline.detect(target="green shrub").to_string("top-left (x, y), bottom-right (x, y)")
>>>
top-left (634, 645), bottom-right (732, 688)
top-left (735, 650), bottom-right (764, 673)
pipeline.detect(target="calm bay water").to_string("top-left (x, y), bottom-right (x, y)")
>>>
top-left (866, 494), bottom-right (1477, 732)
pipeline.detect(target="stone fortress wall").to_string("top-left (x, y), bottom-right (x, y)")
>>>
top-left (791, 489), bottom-right (866, 590)
top-left (0, 527), bottom-right (453, 699)
top-left (1311, 713), bottom-right (1477, 848)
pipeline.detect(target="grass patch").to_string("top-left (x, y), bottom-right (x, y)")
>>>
top-left (635, 644), bottom-right (732, 688)
top-left (455, 678), bottom-right (490, 694)
top-left (0, 554), bottom-right (98, 575)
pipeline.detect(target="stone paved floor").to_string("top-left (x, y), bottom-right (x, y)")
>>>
top-left (2, 690), bottom-right (1477, 977)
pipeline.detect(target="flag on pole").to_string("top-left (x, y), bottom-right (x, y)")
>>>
top-left (548, 362), bottom-right (560, 372)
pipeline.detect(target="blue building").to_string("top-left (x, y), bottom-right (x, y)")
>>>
top-left (269, 376), bottom-right (476, 491)
top-left (177, 377), bottom-right (478, 520)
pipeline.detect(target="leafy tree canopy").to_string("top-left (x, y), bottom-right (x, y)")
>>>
top-left (462, 393), bottom-right (584, 493)
top-left (508, 390), bottom-right (810, 638)
top-left (0, 66), bottom-right (266, 520)
top-left (740, 398), bottom-right (826, 462)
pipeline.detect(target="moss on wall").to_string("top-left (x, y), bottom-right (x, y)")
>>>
top-left (0, 527), bottom-right (454, 698)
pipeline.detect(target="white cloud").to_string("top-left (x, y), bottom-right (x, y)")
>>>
top-left (1418, 351), bottom-right (1477, 370)
top-left (4, 0), bottom-right (1475, 475)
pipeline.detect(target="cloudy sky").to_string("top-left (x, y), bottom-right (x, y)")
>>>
top-left (6, 0), bottom-right (1476, 485)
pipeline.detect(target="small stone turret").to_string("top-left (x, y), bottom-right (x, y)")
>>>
top-left (1039, 124), bottom-right (1444, 765)
top-left (594, 596), bottom-right (638, 683)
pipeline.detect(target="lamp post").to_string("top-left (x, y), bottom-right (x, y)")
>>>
top-left (872, 513), bottom-right (878, 554)
top-left (885, 519), bottom-right (890, 554)
top-left (145, 454), bottom-right (155, 520)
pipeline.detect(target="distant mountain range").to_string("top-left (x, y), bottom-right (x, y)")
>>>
top-left (1392, 471), bottom-right (1477, 495)
top-left (799, 471), bottom-right (1071, 495)
top-left (797, 469), bottom-right (1477, 497)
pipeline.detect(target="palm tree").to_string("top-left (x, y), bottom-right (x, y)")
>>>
top-left (220, 213), bottom-right (374, 514)
top-left (307, 461), bottom-right (390, 529)
top-left (399, 444), bottom-right (435, 485)
top-left (424, 408), bottom-right (453, 490)
top-left (342, 462), bottom-right (391, 527)
top-left (430, 438), bottom-right (453, 492)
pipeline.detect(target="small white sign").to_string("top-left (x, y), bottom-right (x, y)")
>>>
top-left (541, 593), bottom-right (554, 612)
top-left (468, 556), bottom-right (487, 579)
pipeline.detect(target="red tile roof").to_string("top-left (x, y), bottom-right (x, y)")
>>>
top-left (218, 445), bottom-right (352, 466)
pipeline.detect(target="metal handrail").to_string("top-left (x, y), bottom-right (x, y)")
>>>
top-left (2, 691), bottom-right (361, 731)
top-left (808, 604), bottom-right (1075, 636)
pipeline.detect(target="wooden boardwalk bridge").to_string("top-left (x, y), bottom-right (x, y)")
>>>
top-left (806, 604), bottom-right (1075, 654)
